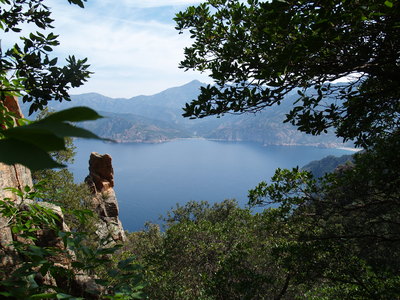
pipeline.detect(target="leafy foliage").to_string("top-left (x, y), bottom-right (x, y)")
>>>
top-left (0, 184), bottom-right (145, 299)
top-left (173, 1), bottom-right (400, 298)
top-left (0, 0), bottom-right (91, 114)
top-left (124, 138), bottom-right (400, 299)
top-left (31, 113), bottom-right (97, 233)
top-left (0, 1), bottom-right (145, 298)
top-left (124, 200), bottom-right (308, 299)
top-left (247, 133), bottom-right (400, 299)
top-left (0, 0), bottom-right (106, 171)
top-left (175, 0), bottom-right (400, 147)
top-left (0, 106), bottom-right (103, 170)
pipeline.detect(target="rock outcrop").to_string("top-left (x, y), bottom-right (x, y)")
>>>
top-left (85, 152), bottom-right (126, 244)
top-left (0, 97), bottom-right (108, 298)
top-left (0, 194), bottom-right (102, 298)
top-left (0, 162), bottom-right (33, 262)
top-left (0, 96), bottom-right (34, 276)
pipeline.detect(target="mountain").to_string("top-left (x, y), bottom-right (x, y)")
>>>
top-left (27, 80), bottom-right (204, 124)
top-left (302, 154), bottom-right (354, 178)
top-left (20, 80), bottom-right (353, 147)
top-left (80, 111), bottom-right (191, 143)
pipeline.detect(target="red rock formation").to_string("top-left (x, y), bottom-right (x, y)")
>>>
top-left (4, 95), bottom-right (24, 118)
top-left (85, 152), bottom-right (126, 243)
top-left (87, 152), bottom-right (114, 192)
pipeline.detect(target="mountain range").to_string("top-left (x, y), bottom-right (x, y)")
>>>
top-left (21, 80), bottom-right (352, 147)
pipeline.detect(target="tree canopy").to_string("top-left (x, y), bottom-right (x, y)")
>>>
top-left (0, 0), bottom-right (90, 114)
top-left (0, 0), bottom-right (105, 170)
top-left (175, 0), bottom-right (400, 147)
top-left (173, 1), bottom-right (400, 298)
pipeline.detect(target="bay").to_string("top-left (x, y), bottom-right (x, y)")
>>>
top-left (70, 139), bottom-right (352, 231)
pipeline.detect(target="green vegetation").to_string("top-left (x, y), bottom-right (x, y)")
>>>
top-left (122, 144), bottom-right (400, 299)
top-left (175, 0), bottom-right (399, 148)
top-left (0, 0), bottom-right (90, 114)
top-left (1, 1), bottom-right (145, 298)
top-left (123, 200), bottom-right (307, 299)
top-left (1, 0), bottom-right (400, 299)
top-left (302, 153), bottom-right (353, 178)
top-left (31, 109), bottom-right (94, 231)
top-left (150, 0), bottom-right (399, 298)
top-left (0, 185), bottom-right (145, 299)
top-left (0, 0), bottom-right (103, 170)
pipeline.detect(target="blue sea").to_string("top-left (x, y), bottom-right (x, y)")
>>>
top-left (70, 139), bottom-right (352, 231)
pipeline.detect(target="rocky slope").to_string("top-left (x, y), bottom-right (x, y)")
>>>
top-left (0, 151), bottom-right (126, 298)
top-left (20, 80), bottom-right (352, 147)
top-left (0, 96), bottom-right (126, 297)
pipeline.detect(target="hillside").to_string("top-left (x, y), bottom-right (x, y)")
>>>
top-left (21, 81), bottom-right (352, 147)
top-left (80, 111), bottom-right (192, 143)
top-left (302, 154), bottom-right (354, 178)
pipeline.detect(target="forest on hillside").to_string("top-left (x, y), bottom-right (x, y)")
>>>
top-left (20, 82), bottom-right (352, 148)
top-left (1, 0), bottom-right (399, 299)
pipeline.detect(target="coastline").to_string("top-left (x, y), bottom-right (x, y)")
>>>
top-left (335, 146), bottom-right (362, 152)
top-left (96, 136), bottom-right (358, 152)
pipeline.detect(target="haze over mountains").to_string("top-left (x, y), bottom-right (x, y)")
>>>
top-left (22, 80), bottom-right (351, 147)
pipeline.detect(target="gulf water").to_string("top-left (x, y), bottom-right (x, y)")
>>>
top-left (70, 139), bottom-right (352, 231)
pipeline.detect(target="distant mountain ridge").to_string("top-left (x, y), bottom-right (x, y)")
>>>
top-left (21, 80), bottom-right (352, 147)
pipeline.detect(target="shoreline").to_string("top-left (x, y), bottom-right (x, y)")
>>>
top-left (336, 146), bottom-right (362, 152)
top-left (94, 137), bottom-right (358, 152)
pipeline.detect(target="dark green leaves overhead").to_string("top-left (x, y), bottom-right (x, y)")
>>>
top-left (176, 0), bottom-right (400, 147)
top-left (67, 0), bottom-right (87, 8)
top-left (0, 139), bottom-right (64, 170)
top-left (0, 107), bottom-right (103, 170)
top-left (0, 0), bottom-right (99, 170)
top-left (175, 3), bottom-right (400, 296)
top-left (38, 106), bottom-right (102, 123)
top-left (0, 0), bottom-right (92, 115)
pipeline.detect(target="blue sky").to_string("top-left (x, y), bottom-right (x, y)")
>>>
top-left (46, 0), bottom-right (211, 98)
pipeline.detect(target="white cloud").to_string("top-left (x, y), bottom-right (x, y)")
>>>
top-left (44, 0), bottom-right (209, 97)
top-left (97, 0), bottom-right (204, 8)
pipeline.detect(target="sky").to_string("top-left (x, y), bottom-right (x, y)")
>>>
top-left (45, 0), bottom-right (211, 98)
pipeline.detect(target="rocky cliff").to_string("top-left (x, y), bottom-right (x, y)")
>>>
top-left (0, 151), bottom-right (127, 298)
top-left (85, 152), bottom-right (126, 244)
top-left (0, 97), bottom-right (126, 297)
top-left (0, 96), bottom-right (34, 271)
top-left (0, 162), bottom-right (34, 282)
top-left (0, 96), bottom-right (32, 198)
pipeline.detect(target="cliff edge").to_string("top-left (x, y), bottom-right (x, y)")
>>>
top-left (85, 152), bottom-right (126, 244)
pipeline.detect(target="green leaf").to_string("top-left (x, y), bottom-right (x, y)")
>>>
top-left (56, 293), bottom-right (76, 299)
top-left (39, 107), bottom-right (102, 123)
top-left (0, 107), bottom-right (107, 170)
top-left (3, 121), bottom-right (102, 144)
top-left (384, 1), bottom-right (393, 7)
top-left (117, 257), bottom-right (137, 269)
top-left (31, 293), bottom-right (58, 299)
top-left (67, 0), bottom-right (85, 8)
top-left (39, 122), bottom-right (102, 139)
top-left (0, 292), bottom-right (12, 297)
top-left (0, 139), bottom-right (64, 170)
top-left (2, 126), bottom-right (66, 152)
